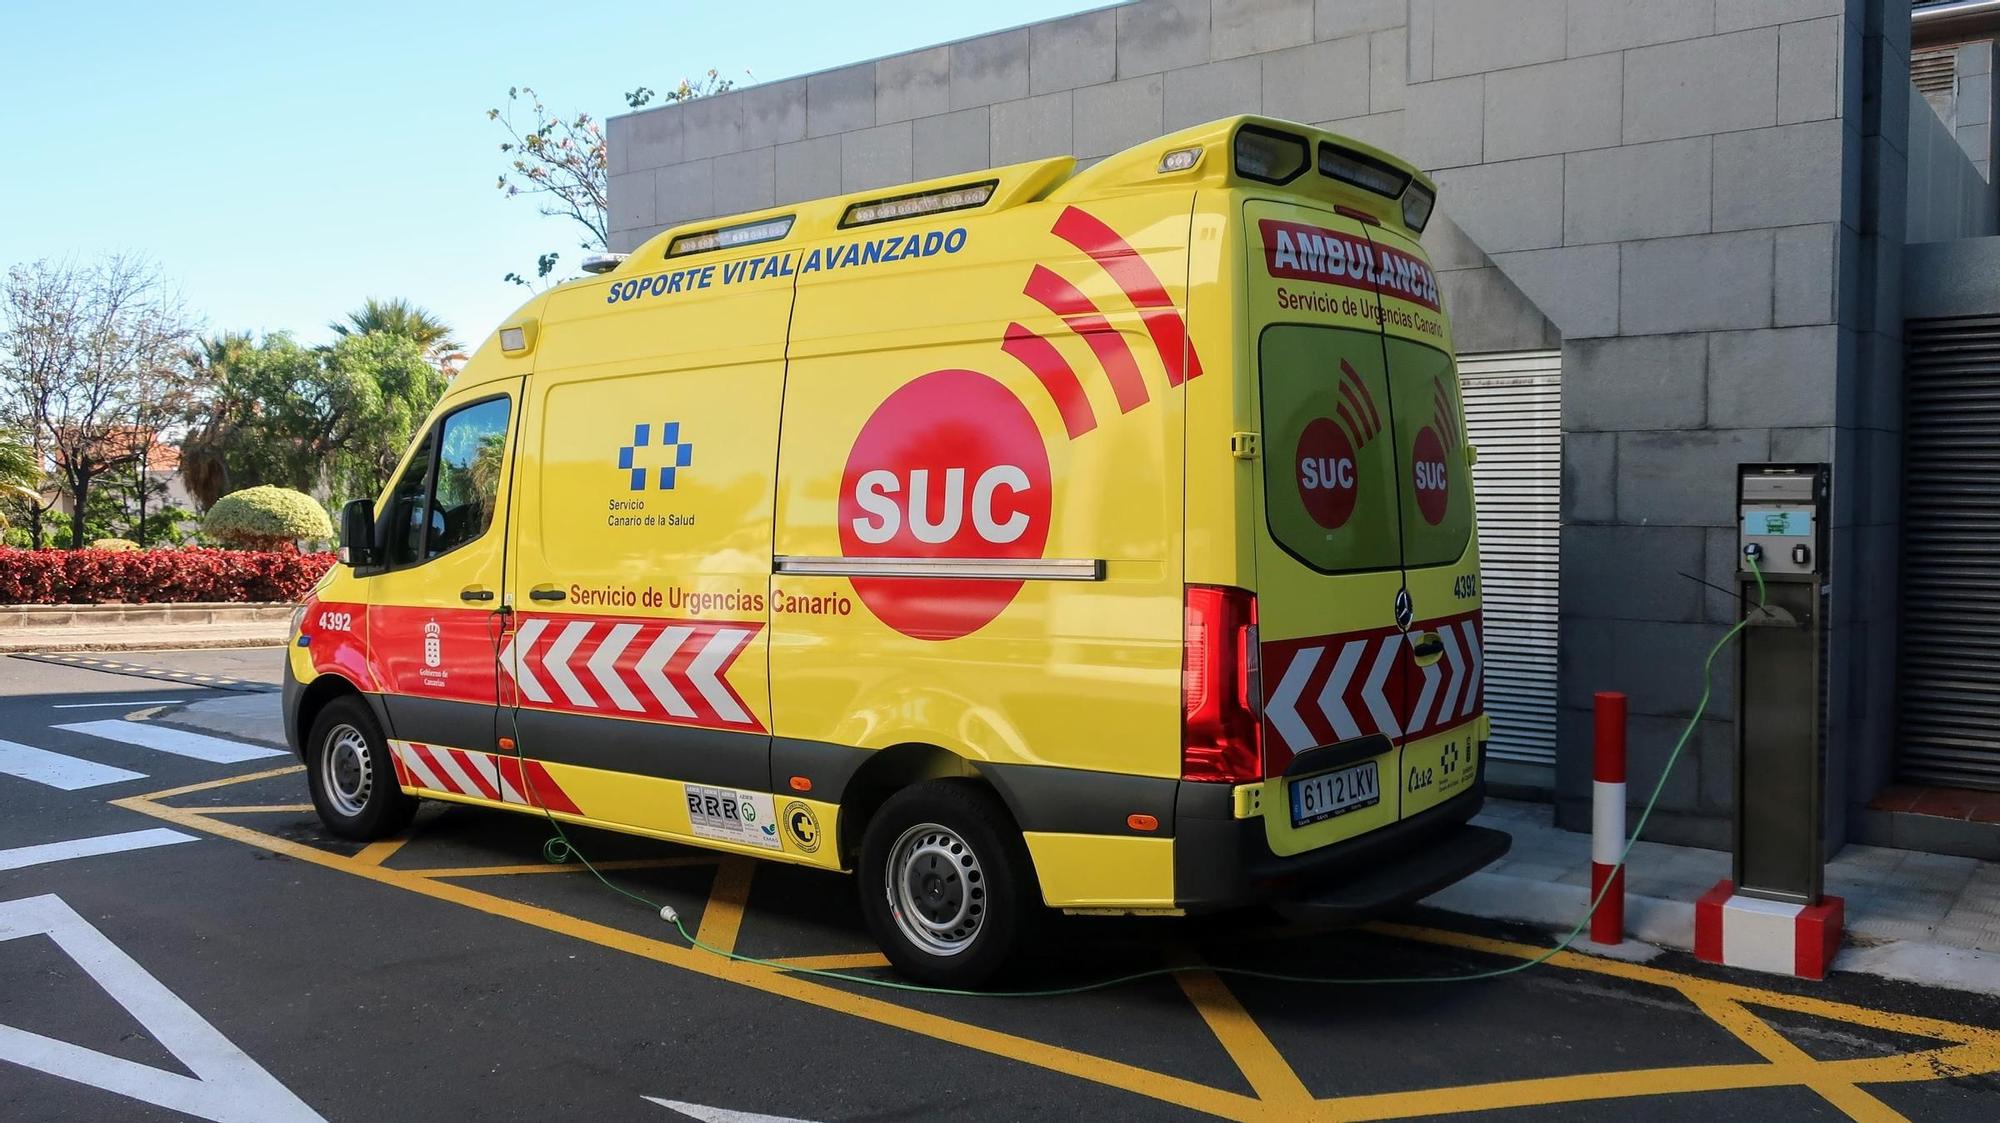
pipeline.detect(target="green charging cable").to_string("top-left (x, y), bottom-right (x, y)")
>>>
top-left (508, 555), bottom-right (1769, 998)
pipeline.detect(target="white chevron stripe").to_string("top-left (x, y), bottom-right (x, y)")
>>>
top-left (690, 628), bottom-right (753, 724)
top-left (505, 618), bottom-right (552, 704)
top-left (544, 621), bottom-right (598, 708)
top-left (636, 625), bottom-right (698, 718)
top-left (588, 622), bottom-right (646, 713)
top-left (1436, 624), bottom-right (1465, 722)
top-left (430, 746), bottom-right (486, 797)
top-left (1266, 647), bottom-right (1321, 751)
top-left (1316, 640), bottom-right (1366, 742)
top-left (396, 743), bottom-right (446, 791)
top-left (1408, 634), bottom-right (1442, 734)
top-left (1461, 622), bottom-right (1483, 717)
top-left (1361, 636), bottom-right (1402, 739)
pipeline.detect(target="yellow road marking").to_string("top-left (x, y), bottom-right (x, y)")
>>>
top-left (1686, 991), bottom-right (1908, 1122)
top-left (135, 764), bottom-right (302, 801)
top-left (118, 770), bottom-right (2000, 1123)
top-left (770, 951), bottom-right (893, 971)
top-left (195, 803), bottom-right (316, 814)
top-left (114, 790), bottom-right (1265, 1121)
top-left (695, 857), bottom-right (758, 954)
top-left (1173, 953), bottom-right (1314, 1108)
top-left (409, 857), bottom-right (719, 878)
top-left (353, 836), bottom-right (413, 867)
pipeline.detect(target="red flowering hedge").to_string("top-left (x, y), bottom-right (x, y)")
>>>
top-left (0, 548), bottom-right (335, 605)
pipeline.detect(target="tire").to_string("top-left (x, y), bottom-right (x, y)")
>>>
top-left (305, 695), bottom-right (416, 841)
top-left (858, 780), bottom-right (1036, 988)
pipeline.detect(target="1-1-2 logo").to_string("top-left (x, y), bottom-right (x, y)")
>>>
top-left (838, 369), bottom-right (1052, 640)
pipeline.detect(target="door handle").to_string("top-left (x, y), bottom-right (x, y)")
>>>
top-left (460, 585), bottom-right (495, 603)
top-left (528, 585), bottom-right (566, 602)
top-left (1411, 632), bottom-right (1443, 664)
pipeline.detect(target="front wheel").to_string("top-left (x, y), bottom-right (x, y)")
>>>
top-left (858, 780), bottom-right (1035, 987)
top-left (305, 695), bottom-right (416, 841)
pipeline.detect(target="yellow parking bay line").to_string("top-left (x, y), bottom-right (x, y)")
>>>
top-left (769, 951), bottom-right (893, 971)
top-left (116, 768), bottom-right (2000, 1123)
top-left (695, 857), bottom-right (757, 954)
top-left (1173, 955), bottom-right (1315, 1109)
top-left (114, 785), bottom-right (1267, 1122)
top-left (408, 856), bottom-right (719, 879)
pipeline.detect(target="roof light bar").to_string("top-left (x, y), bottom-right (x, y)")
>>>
top-left (580, 252), bottom-right (627, 274)
top-left (1401, 183), bottom-right (1436, 233)
top-left (667, 215), bottom-right (795, 258)
top-left (1233, 126), bottom-right (1310, 186)
top-left (1317, 143), bottom-right (1412, 200)
top-left (840, 181), bottom-right (996, 228)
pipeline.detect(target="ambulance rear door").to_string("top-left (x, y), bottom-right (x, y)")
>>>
top-left (1246, 199), bottom-right (1483, 850)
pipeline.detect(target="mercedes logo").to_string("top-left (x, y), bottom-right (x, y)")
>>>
top-left (1393, 587), bottom-right (1414, 631)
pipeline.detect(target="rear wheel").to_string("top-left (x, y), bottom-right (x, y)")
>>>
top-left (858, 780), bottom-right (1035, 987)
top-left (305, 695), bottom-right (415, 841)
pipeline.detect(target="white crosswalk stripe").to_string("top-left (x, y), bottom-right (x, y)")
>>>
top-left (0, 739), bottom-right (145, 790)
top-left (52, 721), bottom-right (285, 764)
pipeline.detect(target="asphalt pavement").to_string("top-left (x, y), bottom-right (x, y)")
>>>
top-left (2, 649), bottom-right (1997, 1122)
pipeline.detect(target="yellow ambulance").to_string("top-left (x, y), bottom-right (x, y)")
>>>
top-left (284, 116), bottom-right (1508, 984)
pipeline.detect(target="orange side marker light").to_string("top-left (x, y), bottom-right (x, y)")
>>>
top-left (1127, 813), bottom-right (1159, 832)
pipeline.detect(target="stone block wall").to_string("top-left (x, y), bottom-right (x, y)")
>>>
top-left (608, 0), bottom-right (1912, 850)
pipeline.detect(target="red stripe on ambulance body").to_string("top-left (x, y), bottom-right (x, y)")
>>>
top-left (1259, 611), bottom-right (1484, 770)
top-left (393, 740), bottom-right (583, 814)
top-left (497, 613), bottom-right (764, 733)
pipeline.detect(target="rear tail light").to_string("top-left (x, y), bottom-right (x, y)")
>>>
top-left (1182, 585), bottom-right (1263, 783)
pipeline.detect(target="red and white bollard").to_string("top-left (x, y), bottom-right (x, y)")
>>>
top-left (1590, 691), bottom-right (1627, 946)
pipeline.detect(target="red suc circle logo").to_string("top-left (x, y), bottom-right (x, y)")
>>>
top-left (1296, 417), bottom-right (1359, 530)
top-left (1412, 426), bottom-right (1450, 525)
top-left (839, 369), bottom-right (1052, 640)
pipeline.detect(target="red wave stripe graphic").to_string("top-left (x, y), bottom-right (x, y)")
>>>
top-left (1022, 265), bottom-right (1149, 414)
top-left (1050, 207), bottom-right (1203, 386)
top-left (1336, 402), bottom-right (1364, 446)
top-left (1339, 359), bottom-right (1382, 433)
top-left (1337, 379), bottom-right (1376, 444)
top-left (1002, 322), bottom-right (1097, 439)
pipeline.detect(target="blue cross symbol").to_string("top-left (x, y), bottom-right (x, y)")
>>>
top-left (617, 422), bottom-right (693, 490)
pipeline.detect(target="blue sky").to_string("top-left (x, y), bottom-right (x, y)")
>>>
top-left (5, 1), bottom-right (1099, 350)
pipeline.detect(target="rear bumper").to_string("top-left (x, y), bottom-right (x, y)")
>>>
top-left (1173, 775), bottom-right (1506, 915)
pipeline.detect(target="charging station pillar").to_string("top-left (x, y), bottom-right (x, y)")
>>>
top-left (1695, 464), bottom-right (1844, 979)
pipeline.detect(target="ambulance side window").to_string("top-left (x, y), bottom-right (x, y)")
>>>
top-left (424, 398), bottom-right (511, 559)
top-left (384, 429), bottom-right (436, 568)
top-left (379, 396), bottom-right (512, 569)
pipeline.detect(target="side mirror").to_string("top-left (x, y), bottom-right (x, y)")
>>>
top-left (338, 499), bottom-right (378, 567)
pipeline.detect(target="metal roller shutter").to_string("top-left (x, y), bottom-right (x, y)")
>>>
top-left (1899, 316), bottom-right (2000, 790)
top-left (1459, 350), bottom-right (1562, 769)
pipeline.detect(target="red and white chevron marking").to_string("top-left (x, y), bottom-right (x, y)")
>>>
top-left (1261, 612), bottom-right (1483, 764)
top-left (496, 613), bottom-right (764, 732)
top-left (389, 740), bottom-right (582, 814)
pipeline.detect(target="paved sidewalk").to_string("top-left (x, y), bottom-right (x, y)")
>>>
top-left (0, 622), bottom-right (288, 653)
top-left (1433, 799), bottom-right (2000, 994)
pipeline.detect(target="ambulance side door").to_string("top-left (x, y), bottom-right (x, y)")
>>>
top-left (365, 380), bottom-right (524, 764)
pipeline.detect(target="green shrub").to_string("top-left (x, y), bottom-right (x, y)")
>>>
top-left (90, 538), bottom-right (141, 552)
top-left (204, 486), bottom-right (333, 550)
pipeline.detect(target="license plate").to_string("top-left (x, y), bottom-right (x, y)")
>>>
top-left (1289, 761), bottom-right (1381, 827)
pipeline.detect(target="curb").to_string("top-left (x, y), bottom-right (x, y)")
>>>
top-left (1427, 868), bottom-right (2000, 997)
top-left (0, 635), bottom-right (287, 655)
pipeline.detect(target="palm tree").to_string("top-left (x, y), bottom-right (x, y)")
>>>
top-left (328, 298), bottom-right (460, 358)
top-left (0, 430), bottom-right (45, 533)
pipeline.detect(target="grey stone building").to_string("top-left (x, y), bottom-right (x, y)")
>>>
top-left (607, 0), bottom-right (2000, 858)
